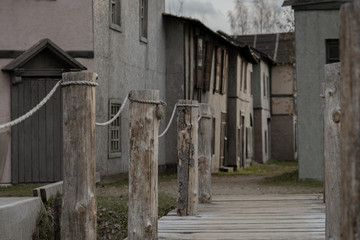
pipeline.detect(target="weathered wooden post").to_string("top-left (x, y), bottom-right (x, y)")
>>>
top-left (128, 90), bottom-right (161, 240)
top-left (324, 63), bottom-right (341, 240)
top-left (61, 72), bottom-right (97, 240)
top-left (198, 103), bottom-right (212, 204)
top-left (340, 2), bottom-right (360, 239)
top-left (177, 100), bottom-right (199, 216)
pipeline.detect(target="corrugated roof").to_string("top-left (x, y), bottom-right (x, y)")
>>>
top-left (233, 33), bottom-right (295, 64)
top-left (283, 0), bottom-right (351, 10)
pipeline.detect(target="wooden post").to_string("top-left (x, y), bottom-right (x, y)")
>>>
top-left (177, 100), bottom-right (199, 216)
top-left (324, 63), bottom-right (341, 240)
top-left (61, 72), bottom-right (97, 240)
top-left (198, 103), bottom-right (212, 204)
top-left (128, 90), bottom-right (160, 240)
top-left (340, 2), bottom-right (360, 239)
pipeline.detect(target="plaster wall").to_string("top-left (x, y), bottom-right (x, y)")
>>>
top-left (0, 0), bottom-right (93, 51)
top-left (271, 64), bottom-right (294, 94)
top-left (253, 60), bottom-right (270, 110)
top-left (254, 109), bottom-right (271, 163)
top-left (272, 97), bottom-right (294, 115)
top-left (94, 0), bottom-right (166, 178)
top-left (295, 10), bottom-right (339, 181)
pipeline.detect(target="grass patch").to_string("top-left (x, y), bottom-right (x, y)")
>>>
top-left (0, 184), bottom-right (41, 197)
top-left (261, 169), bottom-right (324, 188)
top-left (215, 160), bottom-right (298, 176)
top-left (97, 193), bottom-right (176, 240)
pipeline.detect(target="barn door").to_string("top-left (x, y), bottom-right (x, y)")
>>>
top-left (11, 78), bottom-right (62, 183)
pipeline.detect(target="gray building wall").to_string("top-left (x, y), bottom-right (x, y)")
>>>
top-left (93, 0), bottom-right (167, 179)
top-left (295, 10), bottom-right (340, 181)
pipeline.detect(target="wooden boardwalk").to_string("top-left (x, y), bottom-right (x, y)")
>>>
top-left (159, 194), bottom-right (325, 240)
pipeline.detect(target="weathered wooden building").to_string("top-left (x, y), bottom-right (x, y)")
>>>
top-left (164, 14), bottom-right (257, 172)
top-left (235, 33), bottom-right (297, 162)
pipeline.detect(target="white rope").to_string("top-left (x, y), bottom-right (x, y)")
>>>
top-left (158, 103), bottom-right (178, 138)
top-left (198, 116), bottom-right (202, 122)
top-left (0, 80), bottom-right (62, 130)
top-left (96, 95), bottom-right (129, 126)
top-left (61, 81), bottom-right (99, 87)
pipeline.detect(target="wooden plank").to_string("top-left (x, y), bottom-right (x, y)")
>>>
top-left (198, 104), bottom-right (212, 204)
top-left (128, 90), bottom-right (160, 240)
top-left (177, 100), bottom-right (199, 216)
top-left (340, 2), bottom-right (360, 239)
top-left (11, 81), bottom-right (19, 184)
top-left (38, 79), bottom-right (47, 182)
top-left (61, 72), bottom-right (97, 240)
top-left (52, 78), bottom-right (62, 182)
top-left (159, 194), bottom-right (325, 240)
top-left (31, 80), bottom-right (39, 183)
top-left (46, 80), bottom-right (55, 182)
top-left (24, 80), bottom-right (32, 182)
top-left (18, 82), bottom-right (25, 183)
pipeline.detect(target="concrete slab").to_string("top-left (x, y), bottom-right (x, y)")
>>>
top-left (0, 197), bottom-right (42, 240)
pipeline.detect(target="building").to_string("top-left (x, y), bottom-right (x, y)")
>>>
top-left (93, 0), bottom-right (167, 180)
top-left (164, 15), bottom-right (257, 172)
top-left (0, 0), bottom-right (94, 184)
top-left (0, 0), bottom-right (167, 184)
top-left (283, 0), bottom-right (348, 180)
top-left (235, 33), bottom-right (297, 162)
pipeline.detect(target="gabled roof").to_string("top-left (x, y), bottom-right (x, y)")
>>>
top-left (163, 13), bottom-right (259, 64)
top-left (283, 0), bottom-right (352, 10)
top-left (233, 33), bottom-right (295, 64)
top-left (2, 38), bottom-right (86, 72)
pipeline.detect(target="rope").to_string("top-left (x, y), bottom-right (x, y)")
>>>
top-left (96, 95), bottom-right (129, 126)
top-left (198, 116), bottom-right (202, 122)
top-left (177, 104), bottom-right (199, 108)
top-left (158, 104), bottom-right (178, 138)
top-left (61, 81), bottom-right (98, 87)
top-left (0, 80), bottom-right (98, 130)
top-left (0, 80), bottom-right (62, 130)
top-left (128, 96), bottom-right (167, 106)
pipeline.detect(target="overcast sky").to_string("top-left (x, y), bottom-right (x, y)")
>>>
top-left (165, 0), bottom-right (286, 34)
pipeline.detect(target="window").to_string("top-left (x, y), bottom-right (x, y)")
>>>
top-left (139, 0), bottom-right (148, 42)
top-left (326, 39), bottom-right (339, 64)
top-left (243, 63), bottom-right (248, 93)
top-left (110, 0), bottom-right (121, 31)
top-left (109, 99), bottom-right (121, 158)
top-left (264, 130), bottom-right (268, 154)
top-left (266, 75), bottom-right (269, 98)
top-left (196, 38), bottom-right (204, 89)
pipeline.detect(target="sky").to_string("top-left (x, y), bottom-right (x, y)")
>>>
top-left (165, 0), bottom-right (287, 34)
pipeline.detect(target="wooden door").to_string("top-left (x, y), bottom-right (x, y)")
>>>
top-left (11, 78), bottom-right (62, 183)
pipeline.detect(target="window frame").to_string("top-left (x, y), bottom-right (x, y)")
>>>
top-left (109, 0), bottom-right (122, 32)
top-left (108, 99), bottom-right (122, 159)
top-left (326, 39), bottom-right (339, 64)
top-left (139, 0), bottom-right (148, 43)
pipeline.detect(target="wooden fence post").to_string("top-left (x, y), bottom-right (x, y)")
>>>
top-left (340, 2), bottom-right (360, 239)
top-left (61, 72), bottom-right (97, 240)
top-left (324, 63), bottom-right (341, 240)
top-left (198, 103), bottom-right (212, 204)
top-left (177, 100), bottom-right (199, 216)
top-left (128, 90), bottom-right (160, 240)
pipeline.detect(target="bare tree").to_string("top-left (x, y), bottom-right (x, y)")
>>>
top-left (228, 0), bottom-right (250, 35)
top-left (228, 0), bottom-right (293, 35)
top-left (253, 0), bottom-right (282, 34)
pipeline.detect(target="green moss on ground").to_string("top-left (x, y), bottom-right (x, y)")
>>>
top-left (0, 184), bottom-right (41, 197)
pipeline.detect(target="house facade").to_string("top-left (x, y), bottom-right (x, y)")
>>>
top-left (235, 33), bottom-right (297, 162)
top-left (164, 15), bottom-right (257, 172)
top-left (93, 0), bottom-right (167, 180)
top-left (283, 0), bottom-right (348, 180)
top-left (252, 56), bottom-right (272, 164)
top-left (0, 0), bottom-right (94, 184)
